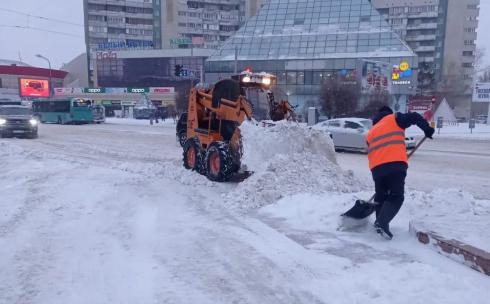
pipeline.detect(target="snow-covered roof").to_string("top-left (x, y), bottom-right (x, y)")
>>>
top-left (0, 59), bottom-right (32, 67)
top-left (207, 0), bottom-right (416, 62)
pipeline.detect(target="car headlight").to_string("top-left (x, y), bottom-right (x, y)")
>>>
top-left (262, 77), bottom-right (271, 85)
top-left (0, 118), bottom-right (6, 125)
top-left (242, 76), bottom-right (251, 83)
top-left (29, 119), bottom-right (38, 126)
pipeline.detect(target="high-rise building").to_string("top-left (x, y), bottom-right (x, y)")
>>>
top-left (159, 0), bottom-right (244, 49)
top-left (83, 0), bottom-right (162, 86)
top-left (371, 0), bottom-right (480, 112)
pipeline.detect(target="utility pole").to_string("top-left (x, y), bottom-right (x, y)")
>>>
top-left (35, 54), bottom-right (52, 96)
top-left (234, 46), bottom-right (238, 74)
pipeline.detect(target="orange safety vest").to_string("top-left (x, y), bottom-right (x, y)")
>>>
top-left (366, 114), bottom-right (408, 170)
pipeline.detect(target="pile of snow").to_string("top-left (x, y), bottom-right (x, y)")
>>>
top-left (224, 121), bottom-right (363, 209)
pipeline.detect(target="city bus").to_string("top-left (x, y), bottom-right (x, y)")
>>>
top-left (32, 98), bottom-right (94, 124)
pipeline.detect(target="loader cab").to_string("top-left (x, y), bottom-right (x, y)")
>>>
top-left (232, 72), bottom-right (277, 121)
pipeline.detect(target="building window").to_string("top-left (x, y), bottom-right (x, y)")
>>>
top-left (467, 4), bottom-right (478, 9)
top-left (462, 62), bottom-right (473, 68)
top-left (465, 27), bottom-right (476, 33)
top-left (464, 40), bottom-right (475, 46)
top-left (463, 51), bottom-right (474, 56)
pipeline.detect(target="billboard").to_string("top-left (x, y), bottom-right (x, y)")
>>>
top-left (19, 78), bottom-right (50, 97)
top-left (359, 60), bottom-right (391, 95)
top-left (408, 95), bottom-right (436, 121)
top-left (473, 83), bottom-right (490, 102)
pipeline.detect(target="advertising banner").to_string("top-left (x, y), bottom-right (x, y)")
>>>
top-left (359, 60), bottom-right (391, 95)
top-left (408, 95), bottom-right (435, 121)
top-left (150, 87), bottom-right (175, 94)
top-left (472, 83), bottom-right (490, 102)
top-left (19, 78), bottom-right (50, 97)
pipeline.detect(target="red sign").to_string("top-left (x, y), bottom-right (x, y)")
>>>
top-left (19, 78), bottom-right (50, 97)
top-left (150, 87), bottom-right (174, 94)
top-left (408, 96), bottom-right (436, 121)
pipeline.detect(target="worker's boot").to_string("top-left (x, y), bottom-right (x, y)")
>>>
top-left (375, 200), bottom-right (402, 240)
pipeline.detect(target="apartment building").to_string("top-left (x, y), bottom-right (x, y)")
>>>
top-left (83, 0), bottom-right (162, 85)
top-left (372, 0), bottom-right (480, 96)
top-left (160, 0), bottom-right (244, 49)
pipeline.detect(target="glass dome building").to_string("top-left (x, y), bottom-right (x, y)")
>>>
top-left (205, 0), bottom-right (417, 114)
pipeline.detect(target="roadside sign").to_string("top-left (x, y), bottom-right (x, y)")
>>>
top-left (436, 116), bottom-right (443, 134)
top-left (469, 119), bottom-right (476, 134)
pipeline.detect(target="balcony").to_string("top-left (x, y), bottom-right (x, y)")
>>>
top-left (406, 23), bottom-right (438, 30)
top-left (125, 23), bottom-right (153, 30)
top-left (89, 31), bottom-right (108, 38)
top-left (405, 34), bottom-right (437, 42)
top-left (414, 45), bottom-right (436, 52)
top-left (407, 11), bottom-right (439, 19)
top-left (124, 12), bottom-right (154, 19)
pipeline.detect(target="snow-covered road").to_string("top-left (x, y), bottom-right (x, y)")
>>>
top-left (1, 121), bottom-right (488, 304)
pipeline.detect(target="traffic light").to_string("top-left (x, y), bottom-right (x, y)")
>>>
top-left (174, 64), bottom-right (183, 77)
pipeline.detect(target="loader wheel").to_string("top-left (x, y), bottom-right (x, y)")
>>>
top-left (205, 142), bottom-right (236, 182)
top-left (183, 138), bottom-right (203, 172)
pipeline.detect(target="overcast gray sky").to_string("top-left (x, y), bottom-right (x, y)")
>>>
top-left (0, 0), bottom-right (489, 69)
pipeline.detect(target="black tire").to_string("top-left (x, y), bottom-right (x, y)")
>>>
top-left (183, 137), bottom-right (203, 173)
top-left (204, 142), bottom-right (237, 182)
top-left (177, 129), bottom-right (187, 147)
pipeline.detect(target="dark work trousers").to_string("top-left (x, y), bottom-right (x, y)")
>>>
top-left (373, 171), bottom-right (407, 228)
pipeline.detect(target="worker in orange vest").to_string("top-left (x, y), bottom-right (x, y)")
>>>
top-left (367, 106), bottom-right (434, 239)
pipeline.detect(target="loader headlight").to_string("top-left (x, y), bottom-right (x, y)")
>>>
top-left (262, 77), bottom-right (271, 85)
top-left (242, 76), bottom-right (251, 83)
top-left (0, 118), bottom-right (6, 125)
top-left (29, 119), bottom-right (38, 126)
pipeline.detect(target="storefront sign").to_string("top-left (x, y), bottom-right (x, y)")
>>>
top-left (150, 87), bottom-right (175, 94)
top-left (54, 87), bottom-right (83, 96)
top-left (83, 88), bottom-right (106, 93)
top-left (96, 51), bottom-right (117, 60)
top-left (97, 40), bottom-right (153, 50)
top-left (127, 88), bottom-right (149, 93)
top-left (170, 37), bottom-right (192, 45)
top-left (473, 83), bottom-right (490, 102)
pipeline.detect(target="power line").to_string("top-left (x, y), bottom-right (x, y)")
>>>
top-left (0, 24), bottom-right (84, 38)
top-left (0, 7), bottom-right (83, 27)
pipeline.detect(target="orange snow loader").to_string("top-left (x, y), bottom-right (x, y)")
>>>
top-left (182, 72), bottom-right (293, 182)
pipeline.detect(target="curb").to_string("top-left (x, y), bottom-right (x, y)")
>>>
top-left (409, 221), bottom-right (490, 276)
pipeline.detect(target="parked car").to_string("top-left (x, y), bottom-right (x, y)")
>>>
top-left (0, 105), bottom-right (39, 138)
top-left (475, 115), bottom-right (488, 124)
top-left (313, 117), bottom-right (415, 153)
top-left (176, 112), bottom-right (188, 147)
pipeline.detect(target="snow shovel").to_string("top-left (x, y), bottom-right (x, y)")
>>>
top-left (341, 136), bottom-right (428, 220)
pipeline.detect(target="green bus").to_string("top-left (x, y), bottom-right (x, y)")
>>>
top-left (32, 98), bottom-right (94, 124)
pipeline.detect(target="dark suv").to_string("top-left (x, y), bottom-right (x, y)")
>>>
top-left (0, 106), bottom-right (39, 138)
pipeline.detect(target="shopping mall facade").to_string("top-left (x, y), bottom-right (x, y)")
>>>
top-left (204, 0), bottom-right (418, 115)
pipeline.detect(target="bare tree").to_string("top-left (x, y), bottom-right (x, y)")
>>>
top-left (320, 75), bottom-right (360, 118)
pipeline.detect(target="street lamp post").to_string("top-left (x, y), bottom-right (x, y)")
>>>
top-left (35, 54), bottom-right (52, 97)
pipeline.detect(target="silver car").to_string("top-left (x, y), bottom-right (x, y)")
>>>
top-left (314, 118), bottom-right (416, 153)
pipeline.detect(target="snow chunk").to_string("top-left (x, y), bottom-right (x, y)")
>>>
top-left (225, 121), bottom-right (363, 209)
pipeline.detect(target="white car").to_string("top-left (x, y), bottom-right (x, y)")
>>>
top-left (313, 118), bottom-right (416, 153)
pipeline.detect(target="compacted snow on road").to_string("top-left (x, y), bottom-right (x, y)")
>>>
top-left (1, 120), bottom-right (488, 304)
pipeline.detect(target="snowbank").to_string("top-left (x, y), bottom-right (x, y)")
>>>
top-left (225, 121), bottom-right (363, 209)
top-left (406, 123), bottom-right (490, 140)
top-left (405, 189), bottom-right (490, 252)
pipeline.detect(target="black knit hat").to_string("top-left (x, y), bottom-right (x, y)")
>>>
top-left (378, 106), bottom-right (393, 114)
